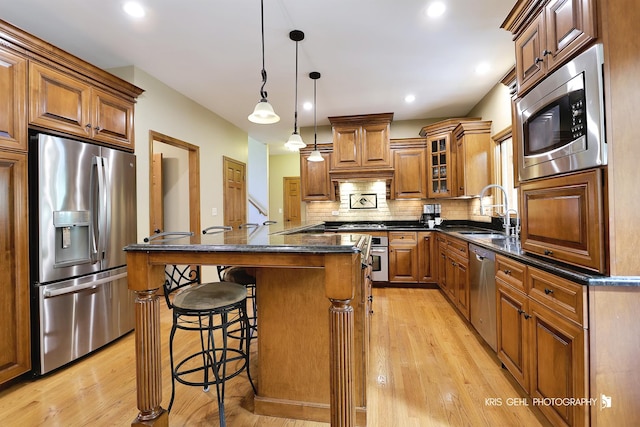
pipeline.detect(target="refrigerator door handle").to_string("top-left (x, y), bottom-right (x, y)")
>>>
top-left (42, 272), bottom-right (128, 298)
top-left (90, 157), bottom-right (100, 263)
top-left (95, 156), bottom-right (108, 263)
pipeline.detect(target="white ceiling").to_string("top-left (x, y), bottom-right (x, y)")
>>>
top-left (0, 0), bottom-right (516, 154)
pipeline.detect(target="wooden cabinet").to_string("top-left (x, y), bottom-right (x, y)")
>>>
top-left (0, 150), bottom-right (30, 384)
top-left (435, 234), bottom-right (469, 319)
top-left (496, 255), bottom-right (589, 427)
top-left (452, 121), bottom-right (493, 197)
top-left (520, 168), bottom-right (605, 273)
top-left (505, 0), bottom-right (597, 94)
top-left (420, 118), bottom-right (488, 198)
top-left (0, 47), bottom-right (27, 152)
top-left (29, 62), bottom-right (135, 150)
top-left (391, 138), bottom-right (427, 199)
top-left (417, 232), bottom-right (435, 283)
top-left (436, 234), bottom-right (450, 294)
top-left (329, 113), bottom-right (393, 172)
top-left (388, 231), bottom-right (419, 283)
top-left (300, 144), bottom-right (335, 201)
top-left (446, 236), bottom-right (470, 320)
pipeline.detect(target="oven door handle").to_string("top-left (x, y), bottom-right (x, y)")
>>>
top-left (371, 248), bottom-right (388, 253)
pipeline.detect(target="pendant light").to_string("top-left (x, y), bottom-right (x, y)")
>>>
top-left (307, 71), bottom-right (324, 162)
top-left (248, 0), bottom-right (280, 124)
top-left (284, 30), bottom-right (306, 150)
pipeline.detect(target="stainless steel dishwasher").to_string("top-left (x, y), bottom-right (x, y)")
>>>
top-left (469, 243), bottom-right (497, 351)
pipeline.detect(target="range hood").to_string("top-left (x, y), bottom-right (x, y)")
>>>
top-left (329, 167), bottom-right (394, 181)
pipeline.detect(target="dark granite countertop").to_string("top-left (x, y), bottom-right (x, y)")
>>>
top-left (125, 222), bottom-right (371, 258)
top-left (323, 220), bottom-right (640, 287)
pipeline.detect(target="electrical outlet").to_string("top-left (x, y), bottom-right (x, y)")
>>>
top-left (211, 208), bottom-right (217, 216)
top-left (332, 211), bottom-right (340, 216)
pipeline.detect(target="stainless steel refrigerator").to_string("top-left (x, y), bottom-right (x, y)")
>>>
top-left (29, 133), bottom-right (137, 375)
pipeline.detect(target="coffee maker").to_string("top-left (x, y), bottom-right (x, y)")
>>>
top-left (421, 204), bottom-right (435, 224)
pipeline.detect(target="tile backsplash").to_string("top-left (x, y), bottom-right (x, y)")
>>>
top-left (305, 181), bottom-right (491, 223)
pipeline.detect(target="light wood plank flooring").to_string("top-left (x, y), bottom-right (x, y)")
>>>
top-left (0, 287), bottom-right (550, 426)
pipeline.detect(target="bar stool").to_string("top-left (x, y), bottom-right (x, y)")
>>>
top-left (148, 230), bottom-right (256, 427)
top-left (217, 265), bottom-right (257, 339)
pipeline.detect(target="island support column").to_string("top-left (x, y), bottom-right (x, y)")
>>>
top-left (127, 251), bottom-right (168, 427)
top-left (325, 253), bottom-right (359, 427)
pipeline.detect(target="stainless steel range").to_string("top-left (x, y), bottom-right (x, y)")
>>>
top-left (369, 235), bottom-right (389, 282)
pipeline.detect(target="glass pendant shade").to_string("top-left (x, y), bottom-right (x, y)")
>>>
top-left (248, 0), bottom-right (279, 124)
top-left (248, 100), bottom-right (280, 124)
top-left (307, 150), bottom-right (324, 162)
top-left (285, 132), bottom-right (306, 150)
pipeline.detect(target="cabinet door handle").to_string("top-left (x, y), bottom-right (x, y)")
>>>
top-left (503, 269), bottom-right (512, 275)
top-left (94, 126), bottom-right (102, 131)
top-left (535, 57), bottom-right (544, 65)
top-left (517, 309), bottom-right (524, 315)
top-left (542, 49), bottom-right (552, 56)
top-left (544, 249), bottom-right (554, 256)
top-left (544, 288), bottom-right (554, 295)
top-left (524, 313), bottom-right (531, 319)
top-left (85, 123), bottom-right (92, 129)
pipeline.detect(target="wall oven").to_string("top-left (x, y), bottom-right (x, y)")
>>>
top-left (370, 236), bottom-right (389, 282)
top-left (516, 44), bottom-right (606, 181)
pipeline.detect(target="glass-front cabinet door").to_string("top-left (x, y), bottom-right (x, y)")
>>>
top-left (428, 134), bottom-right (452, 198)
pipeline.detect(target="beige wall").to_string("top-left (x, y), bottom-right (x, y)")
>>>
top-left (467, 80), bottom-right (512, 136)
top-left (108, 66), bottom-right (249, 241)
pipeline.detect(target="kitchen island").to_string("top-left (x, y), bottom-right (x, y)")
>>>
top-left (124, 222), bottom-right (372, 427)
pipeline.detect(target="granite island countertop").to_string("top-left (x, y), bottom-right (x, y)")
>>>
top-left (126, 221), bottom-right (371, 258)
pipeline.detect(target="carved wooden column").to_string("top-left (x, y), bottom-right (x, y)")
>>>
top-left (324, 253), bottom-right (358, 427)
top-left (127, 251), bottom-right (168, 427)
top-left (329, 299), bottom-right (355, 426)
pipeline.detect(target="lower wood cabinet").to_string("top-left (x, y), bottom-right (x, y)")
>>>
top-left (417, 232), bottom-right (434, 283)
top-left (496, 255), bottom-right (589, 427)
top-left (520, 168), bottom-right (605, 273)
top-left (388, 231), bottom-right (419, 283)
top-left (436, 235), bottom-right (469, 319)
top-left (0, 150), bottom-right (30, 385)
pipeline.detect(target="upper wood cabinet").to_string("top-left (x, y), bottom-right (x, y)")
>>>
top-left (0, 150), bottom-right (30, 384)
top-left (420, 118), bottom-right (489, 198)
top-left (29, 62), bottom-right (135, 151)
top-left (503, 0), bottom-right (597, 94)
top-left (452, 120), bottom-right (493, 197)
top-left (391, 138), bottom-right (427, 199)
top-left (329, 113), bottom-right (393, 173)
top-left (519, 168), bottom-right (605, 273)
top-left (300, 144), bottom-right (335, 201)
top-left (0, 46), bottom-right (27, 152)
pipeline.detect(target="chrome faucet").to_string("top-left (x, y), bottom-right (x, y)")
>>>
top-left (479, 184), bottom-right (519, 238)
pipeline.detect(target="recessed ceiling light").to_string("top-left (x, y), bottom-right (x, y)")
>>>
top-left (405, 94), bottom-right (416, 103)
top-left (426, 2), bottom-right (446, 18)
top-left (303, 102), bottom-right (313, 111)
top-left (475, 62), bottom-right (491, 74)
top-left (123, 1), bottom-right (145, 18)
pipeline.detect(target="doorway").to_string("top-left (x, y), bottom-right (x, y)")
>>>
top-left (223, 156), bottom-right (247, 228)
top-left (149, 130), bottom-right (201, 236)
top-left (283, 177), bottom-right (301, 222)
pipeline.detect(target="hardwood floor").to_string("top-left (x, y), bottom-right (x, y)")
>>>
top-left (0, 288), bottom-right (550, 426)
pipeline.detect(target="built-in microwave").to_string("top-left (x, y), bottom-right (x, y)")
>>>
top-left (516, 44), bottom-right (606, 181)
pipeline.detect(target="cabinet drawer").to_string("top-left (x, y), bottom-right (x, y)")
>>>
top-left (446, 237), bottom-right (468, 258)
top-left (527, 267), bottom-right (586, 327)
top-left (389, 231), bottom-right (417, 244)
top-left (496, 255), bottom-right (527, 293)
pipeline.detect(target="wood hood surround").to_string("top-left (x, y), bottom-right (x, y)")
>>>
top-left (328, 113), bottom-right (395, 182)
